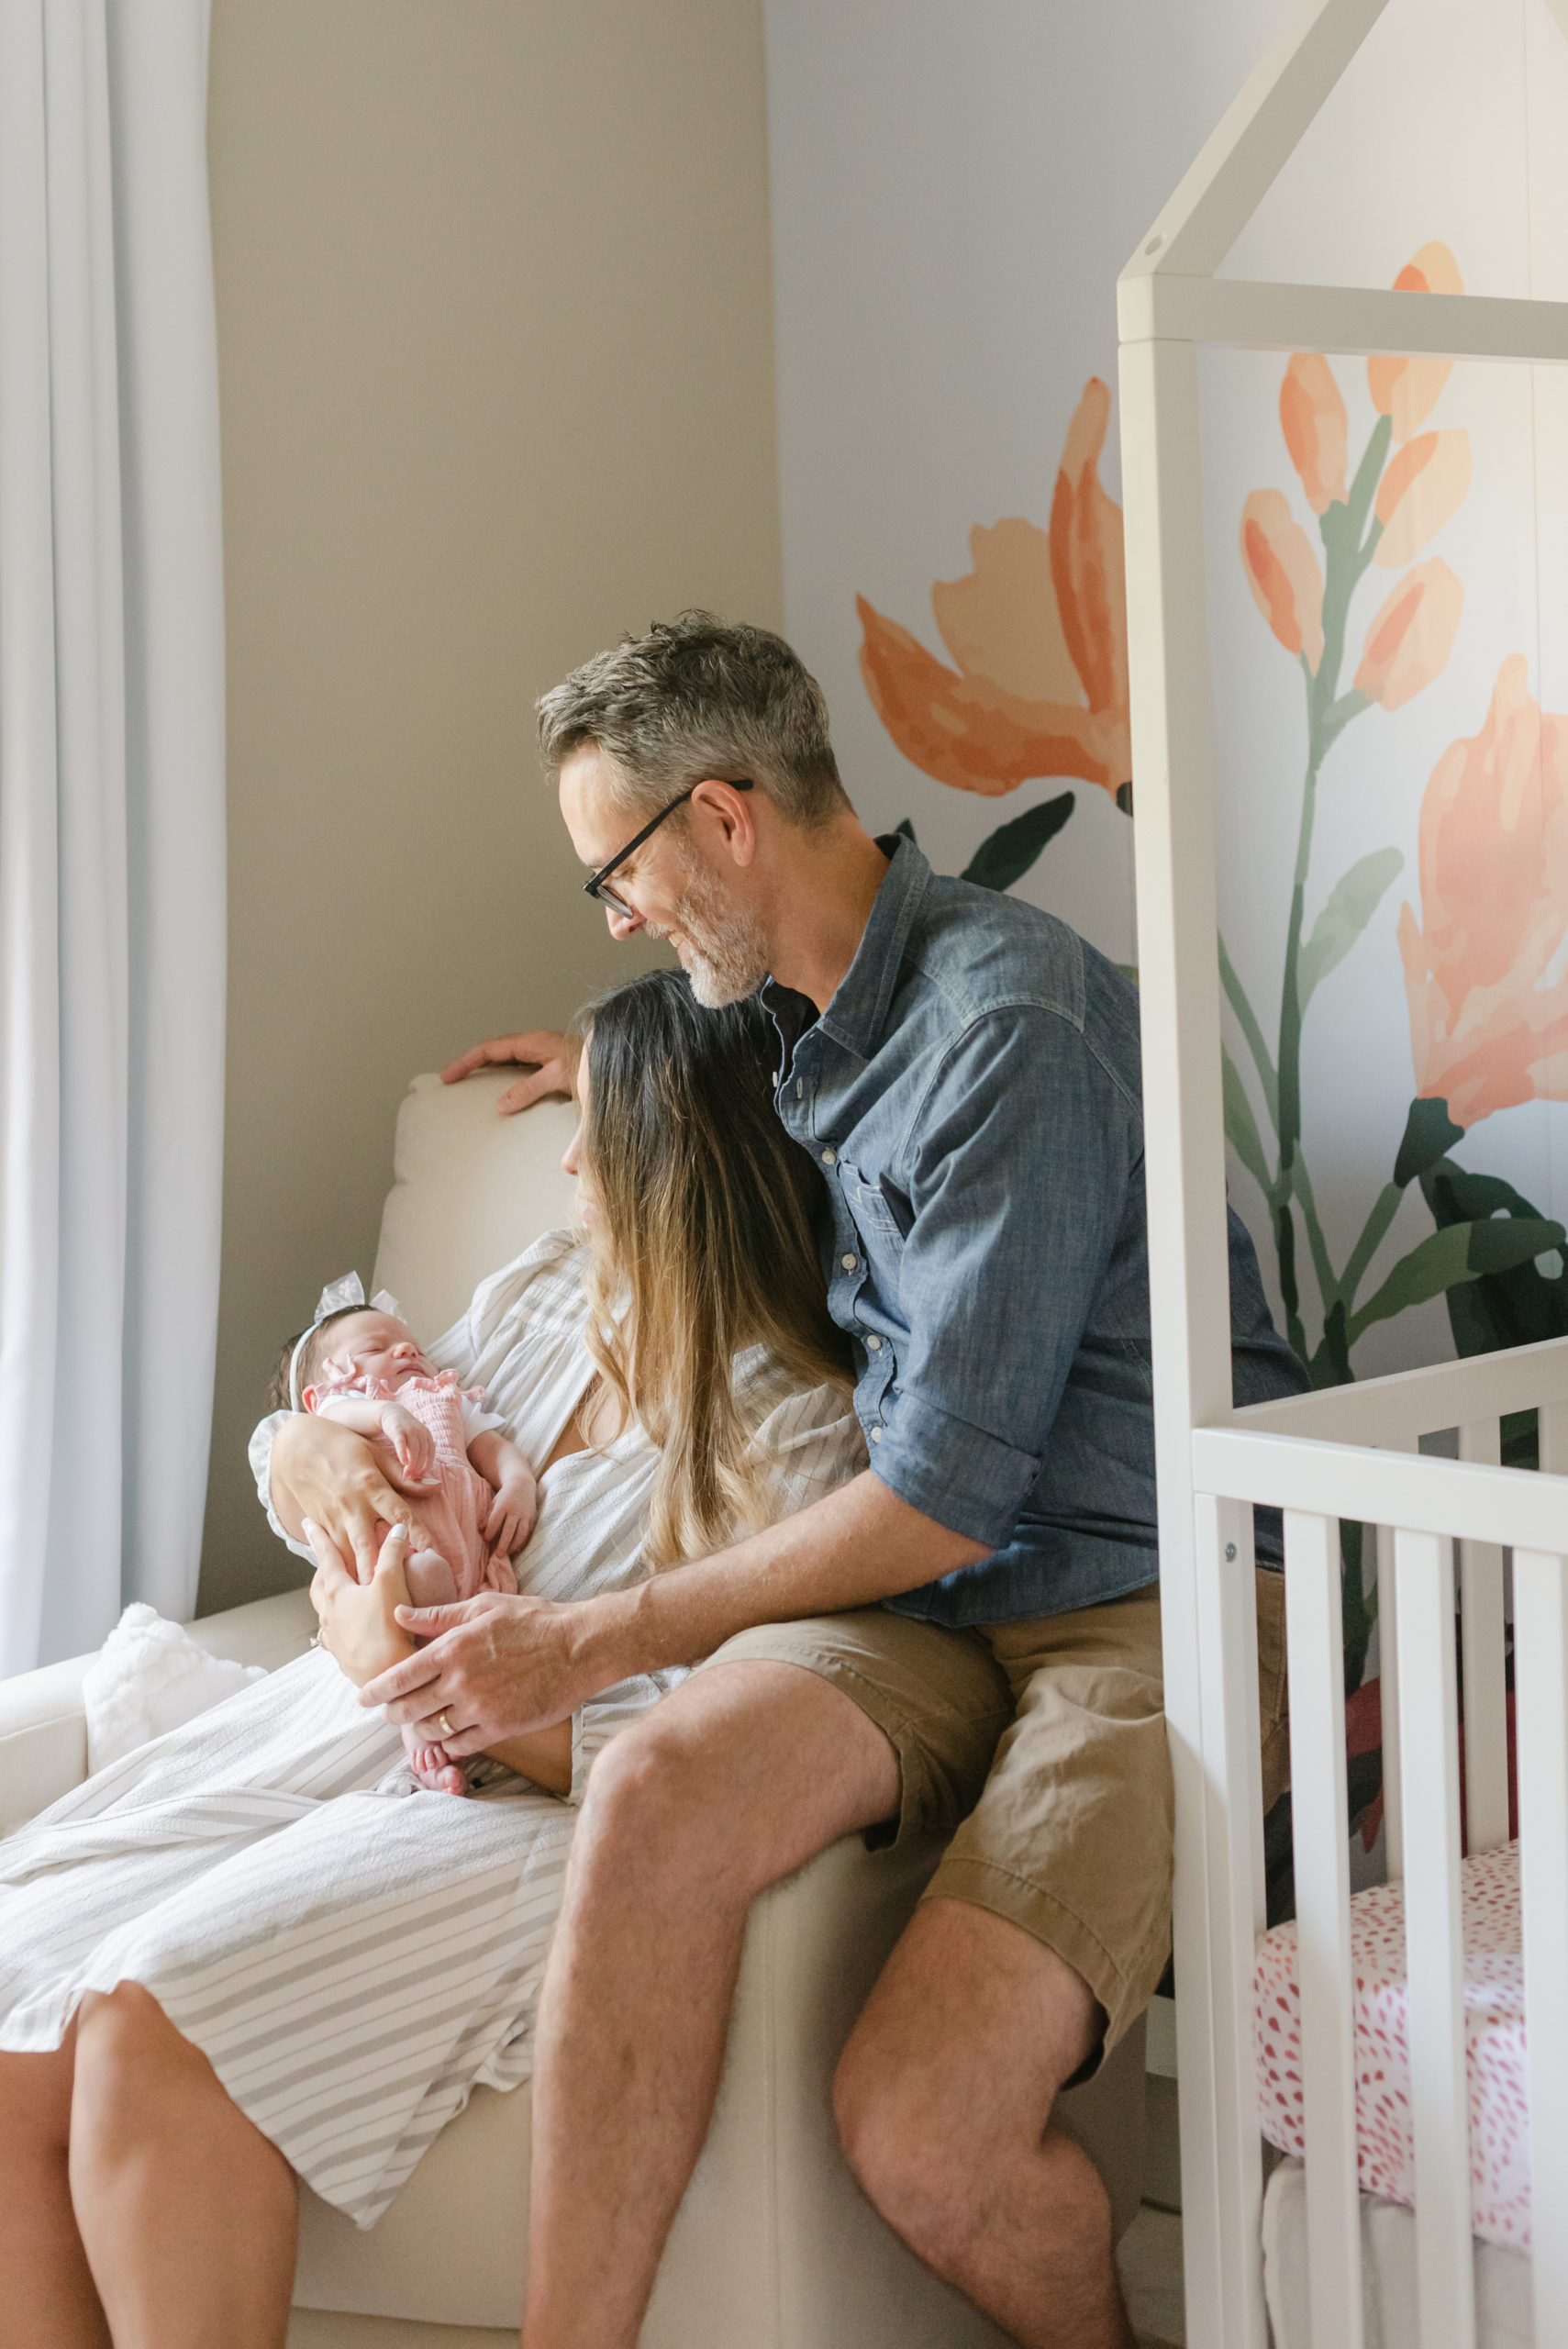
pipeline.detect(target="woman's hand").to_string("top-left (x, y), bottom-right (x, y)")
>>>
top-left (271, 1412), bottom-right (433, 1583)
top-left (439, 1030), bottom-right (573, 1116)
top-left (306, 1519), bottom-right (419, 1687)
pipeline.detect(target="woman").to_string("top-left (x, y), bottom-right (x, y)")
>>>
top-left (0, 971), bottom-right (862, 2349)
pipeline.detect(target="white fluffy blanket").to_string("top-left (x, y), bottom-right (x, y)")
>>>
top-left (82, 1604), bottom-right (267, 1772)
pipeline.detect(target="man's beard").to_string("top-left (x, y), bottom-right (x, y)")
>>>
top-left (665, 855), bottom-right (770, 1008)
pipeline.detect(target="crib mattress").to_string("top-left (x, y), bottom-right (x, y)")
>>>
top-left (1262, 2160), bottom-right (1533, 2349)
top-left (1254, 1842), bottom-right (1529, 2252)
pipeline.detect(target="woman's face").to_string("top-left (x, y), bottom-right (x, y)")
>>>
top-left (561, 1039), bottom-right (595, 1223)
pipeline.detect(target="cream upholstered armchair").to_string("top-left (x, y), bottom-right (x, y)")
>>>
top-left (0, 1071), bottom-right (1147, 2349)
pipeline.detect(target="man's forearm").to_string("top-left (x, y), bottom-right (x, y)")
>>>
top-left (573, 1469), bottom-right (986, 1687)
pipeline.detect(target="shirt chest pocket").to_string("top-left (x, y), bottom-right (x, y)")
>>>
top-left (848, 1175), bottom-right (909, 1249)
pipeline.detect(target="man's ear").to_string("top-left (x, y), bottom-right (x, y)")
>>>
top-left (692, 778), bottom-right (759, 867)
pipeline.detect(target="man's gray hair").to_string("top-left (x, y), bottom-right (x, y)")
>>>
top-left (536, 612), bottom-right (849, 829)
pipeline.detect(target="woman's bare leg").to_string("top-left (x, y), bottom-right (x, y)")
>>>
top-left (70, 1983), bottom-right (298, 2349)
top-left (0, 2032), bottom-right (111, 2347)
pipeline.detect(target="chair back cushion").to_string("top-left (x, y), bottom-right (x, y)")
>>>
top-left (373, 1073), bottom-right (578, 1341)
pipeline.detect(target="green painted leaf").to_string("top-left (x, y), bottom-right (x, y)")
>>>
top-left (1297, 848), bottom-right (1403, 1011)
top-left (1420, 1155), bottom-right (1568, 1357)
top-left (1349, 1213), bottom-right (1567, 1342)
top-left (961, 792), bottom-right (1075, 893)
top-left (1222, 1047), bottom-right (1273, 1198)
top-left (1395, 1095), bottom-right (1466, 1187)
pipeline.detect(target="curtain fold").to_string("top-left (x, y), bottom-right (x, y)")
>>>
top-left (0, 0), bottom-right (225, 1675)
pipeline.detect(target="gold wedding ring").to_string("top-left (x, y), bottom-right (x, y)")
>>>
top-left (437, 1709), bottom-right (456, 1739)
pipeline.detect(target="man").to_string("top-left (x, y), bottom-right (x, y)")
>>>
top-left (366, 615), bottom-right (1304, 2347)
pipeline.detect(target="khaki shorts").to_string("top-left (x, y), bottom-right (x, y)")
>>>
top-left (703, 1569), bottom-right (1288, 2059)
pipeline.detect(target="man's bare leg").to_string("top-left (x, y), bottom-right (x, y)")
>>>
top-left (70, 1983), bottom-right (298, 2349)
top-left (835, 1898), bottom-right (1136, 2349)
top-left (0, 2033), bottom-right (111, 2347)
top-left (521, 1662), bottom-right (899, 2349)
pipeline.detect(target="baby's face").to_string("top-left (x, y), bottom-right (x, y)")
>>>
top-left (313, 1310), bottom-right (432, 1395)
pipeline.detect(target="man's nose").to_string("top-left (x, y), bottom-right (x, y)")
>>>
top-left (606, 903), bottom-right (642, 941)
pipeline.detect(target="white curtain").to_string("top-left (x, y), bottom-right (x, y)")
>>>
top-left (0, 0), bottom-right (225, 1674)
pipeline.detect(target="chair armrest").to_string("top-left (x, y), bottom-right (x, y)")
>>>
top-left (0, 1587), bottom-right (320, 1839)
top-left (0, 1654), bottom-right (94, 1837)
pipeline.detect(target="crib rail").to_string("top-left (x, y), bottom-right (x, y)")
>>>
top-left (1189, 1388), bottom-right (1568, 2349)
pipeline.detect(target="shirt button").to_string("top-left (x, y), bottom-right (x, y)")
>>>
top-left (870, 1427), bottom-right (883, 1443)
top-left (821, 1148), bottom-right (837, 1166)
top-left (866, 1335), bottom-right (882, 1351)
top-left (795, 1078), bottom-right (804, 1099)
top-left (841, 1253), bottom-right (857, 1271)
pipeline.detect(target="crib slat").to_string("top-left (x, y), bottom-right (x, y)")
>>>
top-left (1377, 1522), bottom-right (1403, 1881)
top-left (1540, 1399), bottom-right (1568, 1477)
top-left (1395, 1530), bottom-right (1475, 2349)
top-left (1513, 1549), bottom-right (1568, 2349)
top-left (1457, 1420), bottom-right (1508, 1854)
top-left (1284, 1508), bottom-right (1363, 2349)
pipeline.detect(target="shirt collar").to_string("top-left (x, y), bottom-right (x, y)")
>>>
top-left (774, 833), bottom-right (930, 1065)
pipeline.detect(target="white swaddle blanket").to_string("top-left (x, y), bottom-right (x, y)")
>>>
top-left (82, 1604), bottom-right (267, 1772)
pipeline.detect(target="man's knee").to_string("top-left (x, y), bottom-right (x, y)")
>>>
top-left (833, 2031), bottom-right (981, 2265)
top-left (575, 1707), bottom-right (750, 1899)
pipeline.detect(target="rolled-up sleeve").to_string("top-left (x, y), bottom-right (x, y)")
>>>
top-left (869, 1007), bottom-right (1138, 1551)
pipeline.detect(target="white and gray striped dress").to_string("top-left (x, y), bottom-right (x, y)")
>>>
top-left (0, 1233), bottom-right (864, 2226)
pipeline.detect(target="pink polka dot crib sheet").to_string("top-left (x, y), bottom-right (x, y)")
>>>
top-left (1254, 1841), bottom-right (1529, 2253)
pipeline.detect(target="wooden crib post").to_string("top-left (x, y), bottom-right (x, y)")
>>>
top-left (1394, 1529), bottom-right (1476, 2349)
top-left (1283, 1508), bottom-right (1364, 2349)
top-left (1512, 1546), bottom-right (1568, 2349)
top-left (1192, 1491), bottom-right (1267, 2346)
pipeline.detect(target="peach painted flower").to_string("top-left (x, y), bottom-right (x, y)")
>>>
top-left (1373, 429), bottom-right (1472, 568)
top-left (1353, 559), bottom-right (1463, 711)
top-left (1398, 657), bottom-right (1568, 1128)
top-left (1240, 489), bottom-right (1324, 670)
top-left (856, 378), bottom-right (1129, 797)
top-left (1280, 352), bottom-right (1347, 514)
top-left (1368, 242), bottom-right (1464, 443)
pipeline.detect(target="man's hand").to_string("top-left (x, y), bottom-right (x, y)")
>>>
top-left (271, 1413), bottom-right (435, 1582)
top-left (439, 1030), bottom-right (573, 1116)
top-left (358, 1588), bottom-right (598, 1755)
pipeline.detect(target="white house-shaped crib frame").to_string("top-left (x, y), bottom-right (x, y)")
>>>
top-left (1117, 3), bottom-right (1568, 2344)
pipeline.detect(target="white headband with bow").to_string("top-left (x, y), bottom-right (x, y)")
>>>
top-left (288, 1272), bottom-right (405, 1411)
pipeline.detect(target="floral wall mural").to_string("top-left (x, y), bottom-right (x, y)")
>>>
top-left (1221, 244), bottom-right (1566, 1397)
top-left (764, 0), bottom-right (1567, 1872)
top-left (854, 382), bottom-right (1131, 894)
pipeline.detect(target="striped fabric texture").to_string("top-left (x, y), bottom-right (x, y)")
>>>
top-left (0, 1234), bottom-right (864, 2224)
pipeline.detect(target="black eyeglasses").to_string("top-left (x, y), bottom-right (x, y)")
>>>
top-left (583, 779), bottom-right (754, 918)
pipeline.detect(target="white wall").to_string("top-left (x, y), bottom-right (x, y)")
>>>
top-left (200, 0), bottom-right (782, 1613)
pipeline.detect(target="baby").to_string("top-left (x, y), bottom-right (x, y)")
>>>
top-left (275, 1276), bottom-right (538, 1791)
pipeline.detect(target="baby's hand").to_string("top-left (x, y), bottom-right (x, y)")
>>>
top-left (485, 1471), bottom-right (539, 1561)
top-left (380, 1403), bottom-right (438, 1486)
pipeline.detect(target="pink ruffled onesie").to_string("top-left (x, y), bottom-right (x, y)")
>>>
top-left (317, 1368), bottom-right (517, 1601)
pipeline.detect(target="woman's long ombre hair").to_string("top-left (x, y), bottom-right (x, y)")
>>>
top-left (576, 970), bottom-right (851, 1569)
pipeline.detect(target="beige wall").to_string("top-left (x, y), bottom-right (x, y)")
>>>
top-left (199, 0), bottom-right (782, 1613)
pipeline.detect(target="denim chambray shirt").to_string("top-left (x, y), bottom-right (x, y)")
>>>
top-left (762, 837), bottom-right (1307, 1628)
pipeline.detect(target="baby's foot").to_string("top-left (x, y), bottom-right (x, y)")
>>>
top-left (403, 1548), bottom-right (460, 1609)
top-left (401, 1720), bottom-right (469, 1798)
